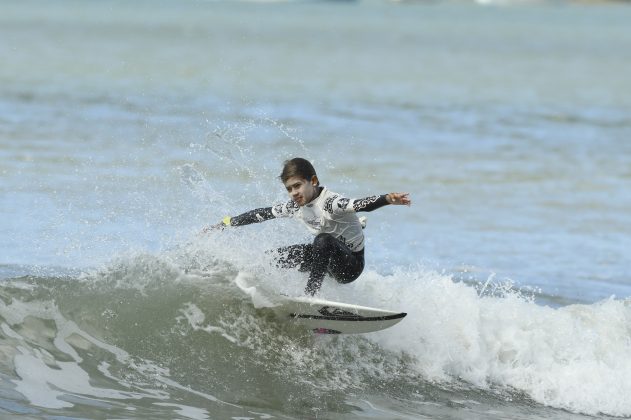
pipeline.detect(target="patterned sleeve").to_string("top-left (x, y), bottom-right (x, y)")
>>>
top-left (325, 194), bottom-right (390, 215)
top-left (271, 200), bottom-right (300, 218)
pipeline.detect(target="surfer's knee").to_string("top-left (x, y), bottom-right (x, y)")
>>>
top-left (313, 233), bottom-right (335, 250)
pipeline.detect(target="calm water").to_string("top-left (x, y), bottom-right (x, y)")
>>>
top-left (1, 0), bottom-right (631, 418)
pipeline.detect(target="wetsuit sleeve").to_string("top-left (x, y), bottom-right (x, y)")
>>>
top-left (328, 194), bottom-right (390, 214)
top-left (228, 200), bottom-right (299, 226)
top-left (229, 207), bottom-right (275, 226)
top-left (351, 195), bottom-right (390, 212)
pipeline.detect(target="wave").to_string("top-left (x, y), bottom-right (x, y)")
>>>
top-left (1, 242), bottom-right (631, 418)
top-left (0, 254), bottom-right (420, 418)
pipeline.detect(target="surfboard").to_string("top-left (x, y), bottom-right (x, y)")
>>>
top-left (273, 296), bottom-right (406, 334)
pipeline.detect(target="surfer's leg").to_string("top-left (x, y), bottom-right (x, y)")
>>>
top-left (329, 247), bottom-right (364, 284)
top-left (305, 233), bottom-right (364, 295)
top-left (273, 244), bottom-right (313, 272)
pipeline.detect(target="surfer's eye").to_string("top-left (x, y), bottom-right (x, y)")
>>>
top-left (287, 183), bottom-right (301, 193)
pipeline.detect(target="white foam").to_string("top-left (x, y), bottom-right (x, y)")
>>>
top-left (234, 271), bottom-right (277, 308)
top-left (357, 267), bottom-right (631, 417)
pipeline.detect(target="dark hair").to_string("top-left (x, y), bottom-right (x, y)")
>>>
top-left (280, 158), bottom-right (318, 184)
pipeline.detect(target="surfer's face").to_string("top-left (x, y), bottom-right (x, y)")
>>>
top-left (284, 176), bottom-right (318, 206)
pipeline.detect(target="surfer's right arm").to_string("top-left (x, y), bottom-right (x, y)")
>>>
top-left (206, 201), bottom-right (298, 231)
top-left (207, 207), bottom-right (275, 231)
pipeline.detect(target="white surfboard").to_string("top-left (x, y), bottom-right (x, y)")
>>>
top-left (273, 296), bottom-right (406, 334)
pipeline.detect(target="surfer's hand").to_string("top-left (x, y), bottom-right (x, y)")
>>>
top-left (202, 216), bottom-right (232, 233)
top-left (386, 192), bottom-right (411, 206)
top-left (202, 223), bottom-right (224, 233)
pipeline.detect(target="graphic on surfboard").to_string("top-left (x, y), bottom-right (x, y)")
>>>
top-left (274, 296), bottom-right (406, 334)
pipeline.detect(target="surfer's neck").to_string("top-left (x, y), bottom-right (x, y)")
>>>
top-left (306, 186), bottom-right (324, 204)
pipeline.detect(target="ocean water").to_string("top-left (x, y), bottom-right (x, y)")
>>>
top-left (2, 0), bottom-right (631, 418)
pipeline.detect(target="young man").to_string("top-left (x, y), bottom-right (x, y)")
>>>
top-left (208, 158), bottom-right (411, 296)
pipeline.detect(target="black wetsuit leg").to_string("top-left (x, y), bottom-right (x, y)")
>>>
top-left (274, 234), bottom-right (364, 295)
top-left (305, 233), bottom-right (365, 296)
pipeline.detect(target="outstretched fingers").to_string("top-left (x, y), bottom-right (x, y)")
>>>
top-left (387, 192), bottom-right (411, 206)
top-left (201, 222), bottom-right (226, 234)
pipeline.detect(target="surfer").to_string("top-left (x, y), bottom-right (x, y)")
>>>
top-left (206, 158), bottom-right (411, 296)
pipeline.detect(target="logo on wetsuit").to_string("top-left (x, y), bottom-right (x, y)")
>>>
top-left (305, 217), bottom-right (322, 229)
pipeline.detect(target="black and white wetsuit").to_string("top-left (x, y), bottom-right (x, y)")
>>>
top-left (227, 187), bottom-right (391, 295)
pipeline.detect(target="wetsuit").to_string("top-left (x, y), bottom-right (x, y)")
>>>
top-left (225, 187), bottom-right (391, 295)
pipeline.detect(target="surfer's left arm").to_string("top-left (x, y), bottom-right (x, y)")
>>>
top-left (333, 192), bottom-right (411, 214)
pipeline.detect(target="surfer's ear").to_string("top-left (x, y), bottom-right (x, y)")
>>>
top-left (311, 175), bottom-right (319, 187)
